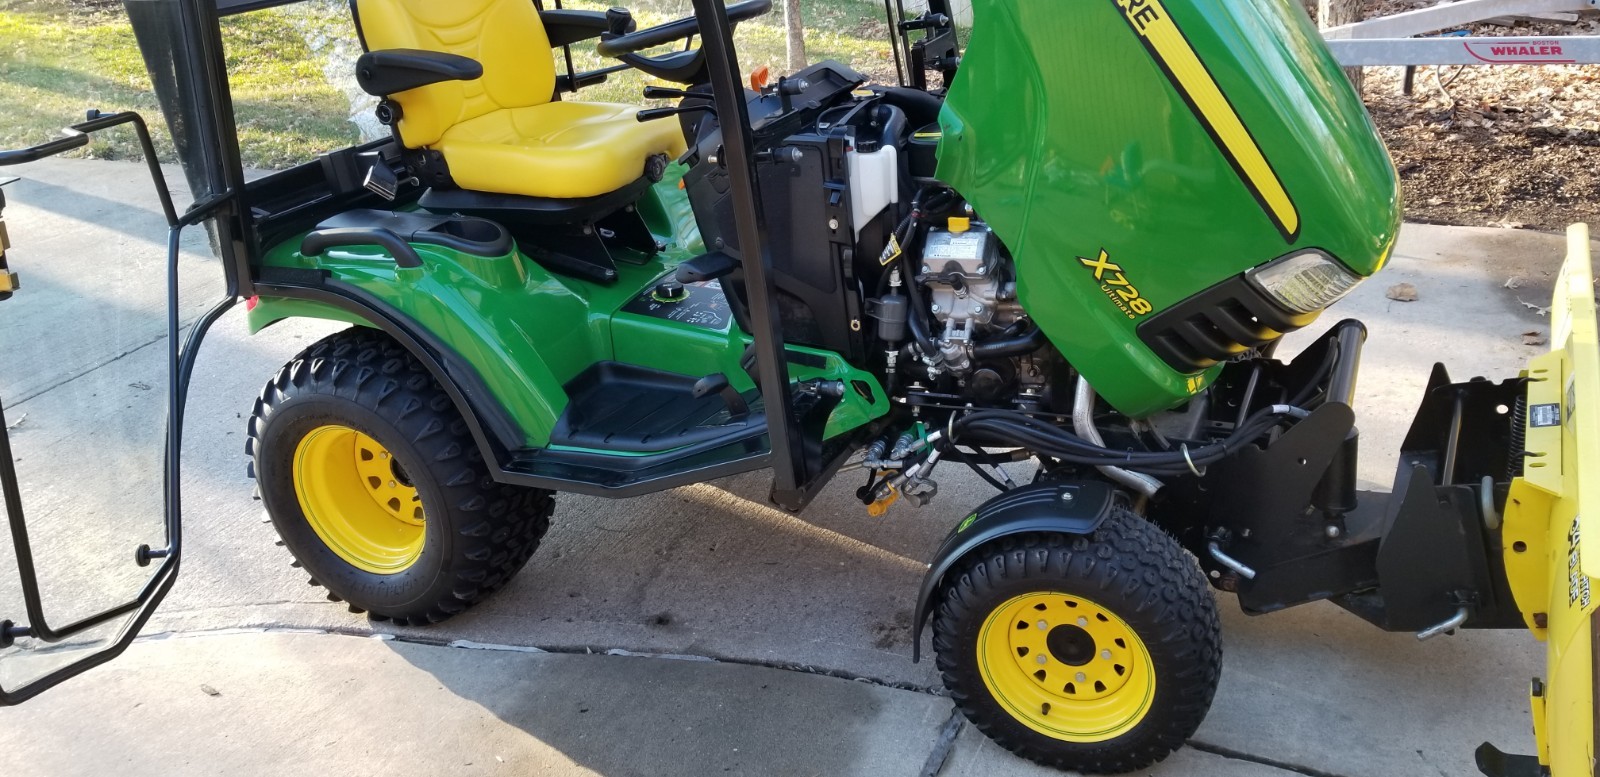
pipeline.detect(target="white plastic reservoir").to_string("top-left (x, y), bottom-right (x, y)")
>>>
top-left (847, 145), bottom-right (899, 239)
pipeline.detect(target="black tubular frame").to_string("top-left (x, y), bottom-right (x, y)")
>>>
top-left (0, 0), bottom-right (245, 705)
top-left (689, 0), bottom-right (804, 509)
top-left (0, 149), bottom-right (236, 706)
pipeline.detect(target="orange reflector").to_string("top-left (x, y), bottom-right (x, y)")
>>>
top-left (749, 65), bottom-right (770, 91)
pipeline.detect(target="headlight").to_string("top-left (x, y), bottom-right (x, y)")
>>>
top-left (1247, 251), bottom-right (1364, 315)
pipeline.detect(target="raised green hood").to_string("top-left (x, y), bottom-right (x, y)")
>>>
top-left (937, 0), bottom-right (1402, 417)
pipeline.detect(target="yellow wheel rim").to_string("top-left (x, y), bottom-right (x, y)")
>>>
top-left (977, 591), bottom-right (1156, 742)
top-left (292, 425), bottom-right (426, 575)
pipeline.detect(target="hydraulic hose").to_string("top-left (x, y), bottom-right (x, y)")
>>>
top-left (951, 404), bottom-right (1299, 478)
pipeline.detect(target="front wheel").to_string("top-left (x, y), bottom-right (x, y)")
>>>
top-left (931, 511), bottom-right (1221, 774)
top-left (248, 328), bottom-right (553, 626)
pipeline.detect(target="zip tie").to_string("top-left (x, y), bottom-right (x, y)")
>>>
top-left (1181, 444), bottom-right (1207, 477)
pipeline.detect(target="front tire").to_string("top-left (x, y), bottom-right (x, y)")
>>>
top-left (248, 328), bottom-right (553, 626)
top-left (931, 510), bottom-right (1221, 774)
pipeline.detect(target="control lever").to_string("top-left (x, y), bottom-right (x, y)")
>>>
top-left (692, 373), bottom-right (751, 422)
top-left (637, 105), bottom-right (716, 123)
top-left (642, 85), bottom-right (690, 100)
top-left (674, 251), bottom-right (738, 284)
top-left (604, 7), bottom-right (634, 36)
top-left (361, 153), bottom-right (402, 200)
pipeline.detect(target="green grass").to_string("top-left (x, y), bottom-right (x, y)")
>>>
top-left (0, 0), bottom-right (359, 168)
top-left (0, 0), bottom-right (899, 169)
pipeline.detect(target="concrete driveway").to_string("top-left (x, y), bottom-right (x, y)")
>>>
top-left (0, 158), bottom-right (1578, 776)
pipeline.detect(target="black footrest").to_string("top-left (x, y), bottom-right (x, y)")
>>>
top-left (550, 362), bottom-right (762, 454)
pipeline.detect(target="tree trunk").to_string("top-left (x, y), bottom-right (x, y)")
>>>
top-left (784, 0), bottom-right (807, 73)
top-left (1318, 0), bottom-right (1365, 94)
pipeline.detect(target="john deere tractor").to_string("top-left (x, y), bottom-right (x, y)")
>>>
top-left (0, 1), bottom-right (1593, 774)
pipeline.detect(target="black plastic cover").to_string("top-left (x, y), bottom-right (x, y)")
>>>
top-left (419, 177), bottom-right (650, 226)
top-left (316, 209), bottom-right (513, 257)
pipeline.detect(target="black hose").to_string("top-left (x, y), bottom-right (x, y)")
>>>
top-left (951, 449), bottom-right (1011, 492)
top-left (901, 245), bottom-right (939, 356)
top-left (950, 406), bottom-right (1296, 477)
top-left (1289, 345), bottom-right (1339, 408)
top-left (972, 325), bottom-right (1048, 360)
top-left (875, 104), bottom-right (909, 148)
top-left (888, 185), bottom-right (961, 359)
top-left (876, 86), bottom-right (943, 128)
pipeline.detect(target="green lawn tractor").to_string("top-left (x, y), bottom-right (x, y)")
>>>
top-left (0, 0), bottom-right (1594, 774)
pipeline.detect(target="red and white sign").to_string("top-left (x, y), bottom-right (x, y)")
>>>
top-left (1465, 40), bottom-right (1577, 64)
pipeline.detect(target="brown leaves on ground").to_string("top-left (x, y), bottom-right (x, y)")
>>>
top-left (1387, 282), bottom-right (1420, 301)
top-left (1349, 4), bottom-right (1600, 230)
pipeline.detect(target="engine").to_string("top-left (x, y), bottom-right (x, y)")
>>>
top-left (678, 65), bottom-right (1064, 412)
top-left (919, 220), bottom-right (1023, 374)
top-left (889, 206), bottom-right (1067, 410)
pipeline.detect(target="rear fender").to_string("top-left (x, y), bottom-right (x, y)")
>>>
top-left (241, 286), bottom-right (527, 477)
top-left (911, 481), bottom-right (1117, 662)
top-left (245, 296), bottom-right (371, 334)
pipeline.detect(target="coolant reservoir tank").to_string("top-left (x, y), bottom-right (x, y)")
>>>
top-left (847, 145), bottom-right (899, 238)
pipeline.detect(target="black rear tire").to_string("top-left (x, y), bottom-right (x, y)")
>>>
top-left (247, 327), bottom-right (552, 626)
top-left (931, 510), bottom-right (1221, 774)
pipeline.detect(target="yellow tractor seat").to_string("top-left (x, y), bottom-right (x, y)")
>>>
top-left (437, 102), bottom-right (685, 200)
top-left (352, 0), bottom-right (687, 201)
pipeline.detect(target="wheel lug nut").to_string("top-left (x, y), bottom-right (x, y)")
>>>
top-left (389, 480), bottom-right (397, 488)
top-left (1077, 617), bottom-right (1088, 627)
top-left (1036, 620), bottom-right (1048, 631)
top-left (1035, 655), bottom-right (1047, 665)
top-left (1075, 672), bottom-right (1087, 683)
top-left (1102, 649), bottom-right (1112, 660)
top-left (380, 452), bottom-right (389, 459)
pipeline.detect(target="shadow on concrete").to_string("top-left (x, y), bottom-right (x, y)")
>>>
top-left (384, 639), bottom-right (929, 777)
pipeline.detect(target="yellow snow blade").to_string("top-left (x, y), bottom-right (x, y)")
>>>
top-left (1501, 224), bottom-right (1598, 776)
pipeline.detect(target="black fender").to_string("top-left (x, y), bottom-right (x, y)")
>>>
top-left (911, 480), bottom-right (1117, 662)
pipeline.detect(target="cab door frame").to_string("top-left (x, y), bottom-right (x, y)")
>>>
top-left (0, 108), bottom-right (241, 705)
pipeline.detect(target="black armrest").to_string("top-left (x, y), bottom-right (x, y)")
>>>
top-left (356, 49), bottom-right (483, 97)
top-left (542, 9), bottom-right (633, 47)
